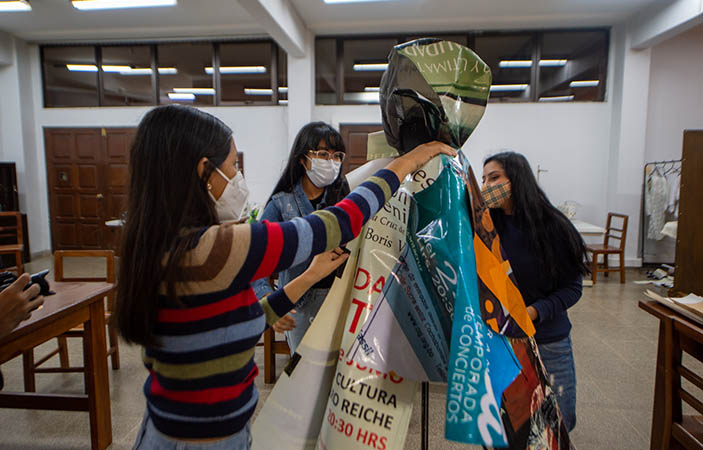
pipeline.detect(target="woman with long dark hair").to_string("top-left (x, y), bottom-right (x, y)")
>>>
top-left (482, 151), bottom-right (588, 432)
top-left (115, 105), bottom-right (455, 449)
top-left (253, 122), bottom-right (349, 354)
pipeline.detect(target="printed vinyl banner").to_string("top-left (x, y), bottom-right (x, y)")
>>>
top-left (348, 155), bottom-right (522, 447)
top-left (316, 167), bottom-right (443, 450)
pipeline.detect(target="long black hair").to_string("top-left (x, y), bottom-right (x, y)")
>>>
top-left (484, 151), bottom-right (590, 281)
top-left (267, 122), bottom-right (349, 205)
top-left (115, 105), bottom-right (233, 346)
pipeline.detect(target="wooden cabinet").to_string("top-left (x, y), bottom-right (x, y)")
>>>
top-left (673, 130), bottom-right (703, 296)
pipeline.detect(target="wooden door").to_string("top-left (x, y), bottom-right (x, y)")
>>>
top-left (104, 128), bottom-right (133, 222)
top-left (45, 128), bottom-right (133, 251)
top-left (340, 123), bottom-right (383, 175)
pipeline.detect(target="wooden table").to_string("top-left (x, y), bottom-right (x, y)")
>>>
top-left (571, 219), bottom-right (606, 237)
top-left (571, 219), bottom-right (606, 286)
top-left (0, 281), bottom-right (115, 450)
top-left (639, 300), bottom-right (703, 450)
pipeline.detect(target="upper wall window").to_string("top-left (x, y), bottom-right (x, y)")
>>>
top-left (158, 42), bottom-right (215, 106)
top-left (315, 29), bottom-right (609, 105)
top-left (101, 45), bottom-right (153, 106)
top-left (220, 42), bottom-right (274, 105)
top-left (342, 38), bottom-right (397, 105)
top-left (475, 33), bottom-right (534, 102)
top-left (43, 46), bottom-right (100, 107)
top-left (315, 38), bottom-right (337, 105)
top-left (277, 49), bottom-right (288, 106)
top-left (538, 30), bottom-right (609, 102)
top-left (41, 40), bottom-right (286, 108)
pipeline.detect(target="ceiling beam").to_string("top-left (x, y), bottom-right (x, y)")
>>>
top-left (0, 31), bottom-right (14, 66)
top-left (630, 0), bottom-right (703, 50)
top-left (237, 0), bottom-right (309, 58)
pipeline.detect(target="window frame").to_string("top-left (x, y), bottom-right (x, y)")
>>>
top-left (40, 39), bottom-right (286, 108)
top-left (314, 27), bottom-right (610, 105)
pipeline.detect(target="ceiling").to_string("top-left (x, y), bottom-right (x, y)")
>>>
top-left (295, 0), bottom-right (663, 35)
top-left (0, 0), bottom-right (664, 43)
top-left (0, 0), bottom-right (261, 42)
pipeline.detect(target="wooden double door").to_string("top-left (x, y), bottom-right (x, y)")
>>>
top-left (339, 123), bottom-right (383, 175)
top-left (45, 128), bottom-right (134, 251)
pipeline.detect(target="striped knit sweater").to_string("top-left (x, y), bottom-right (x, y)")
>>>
top-left (141, 169), bottom-right (400, 439)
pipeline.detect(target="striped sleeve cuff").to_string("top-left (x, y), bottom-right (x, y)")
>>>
top-left (259, 288), bottom-right (295, 327)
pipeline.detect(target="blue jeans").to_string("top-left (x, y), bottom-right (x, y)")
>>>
top-left (132, 411), bottom-right (251, 450)
top-left (538, 335), bottom-right (577, 431)
top-left (285, 288), bottom-right (328, 355)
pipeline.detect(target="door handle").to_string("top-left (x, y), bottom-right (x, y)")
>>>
top-left (96, 193), bottom-right (104, 200)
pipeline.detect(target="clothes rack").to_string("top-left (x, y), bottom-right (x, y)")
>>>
top-left (640, 159), bottom-right (682, 264)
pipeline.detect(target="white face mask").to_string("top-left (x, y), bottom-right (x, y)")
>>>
top-left (209, 167), bottom-right (250, 222)
top-left (305, 157), bottom-right (341, 188)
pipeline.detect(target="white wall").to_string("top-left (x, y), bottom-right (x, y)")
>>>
top-left (468, 103), bottom-right (612, 226)
top-left (645, 24), bottom-right (703, 163)
top-left (605, 25), bottom-right (653, 266)
top-left (314, 105), bottom-right (382, 130)
top-left (316, 103), bottom-right (612, 237)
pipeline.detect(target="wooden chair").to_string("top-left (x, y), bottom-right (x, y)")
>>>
top-left (22, 250), bottom-right (119, 392)
top-left (0, 211), bottom-right (24, 275)
top-left (661, 316), bottom-right (703, 450)
top-left (256, 274), bottom-right (291, 384)
top-left (263, 328), bottom-right (291, 384)
top-left (586, 213), bottom-right (628, 285)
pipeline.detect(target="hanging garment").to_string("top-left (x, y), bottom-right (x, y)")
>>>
top-left (666, 171), bottom-right (680, 215)
top-left (646, 170), bottom-right (669, 240)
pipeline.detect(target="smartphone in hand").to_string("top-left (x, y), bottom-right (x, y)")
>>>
top-left (335, 246), bottom-right (351, 278)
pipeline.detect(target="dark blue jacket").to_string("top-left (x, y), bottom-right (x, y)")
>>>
top-left (490, 209), bottom-right (582, 344)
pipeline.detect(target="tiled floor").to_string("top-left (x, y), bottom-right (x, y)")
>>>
top-left (0, 256), bottom-right (693, 449)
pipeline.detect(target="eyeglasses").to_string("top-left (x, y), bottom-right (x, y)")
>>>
top-left (308, 149), bottom-right (345, 163)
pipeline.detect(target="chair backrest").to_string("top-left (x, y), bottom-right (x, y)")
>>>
top-left (0, 211), bottom-right (23, 246)
top-left (671, 317), bottom-right (703, 449)
top-left (53, 250), bottom-right (115, 283)
top-left (603, 213), bottom-right (628, 251)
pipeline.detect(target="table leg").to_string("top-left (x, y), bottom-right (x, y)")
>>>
top-left (650, 320), bottom-right (671, 450)
top-left (22, 350), bottom-right (35, 392)
top-left (83, 301), bottom-right (112, 450)
top-left (421, 382), bottom-right (429, 450)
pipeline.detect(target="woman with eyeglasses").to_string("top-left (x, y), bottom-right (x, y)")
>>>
top-left (253, 122), bottom-right (351, 354)
top-left (115, 107), bottom-right (455, 449)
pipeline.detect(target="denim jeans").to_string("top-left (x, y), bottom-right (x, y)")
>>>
top-left (285, 288), bottom-right (328, 355)
top-left (538, 334), bottom-right (577, 432)
top-left (132, 411), bottom-right (251, 450)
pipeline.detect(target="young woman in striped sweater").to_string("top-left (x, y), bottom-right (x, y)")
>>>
top-left (115, 105), bottom-right (455, 449)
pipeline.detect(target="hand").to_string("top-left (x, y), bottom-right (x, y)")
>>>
top-left (272, 312), bottom-right (297, 333)
top-left (283, 248), bottom-right (349, 306)
top-left (0, 274), bottom-right (44, 339)
top-left (386, 141), bottom-right (458, 181)
top-left (303, 248), bottom-right (349, 284)
top-left (527, 306), bottom-right (539, 322)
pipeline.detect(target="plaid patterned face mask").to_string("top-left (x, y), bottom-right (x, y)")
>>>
top-left (481, 181), bottom-right (511, 208)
